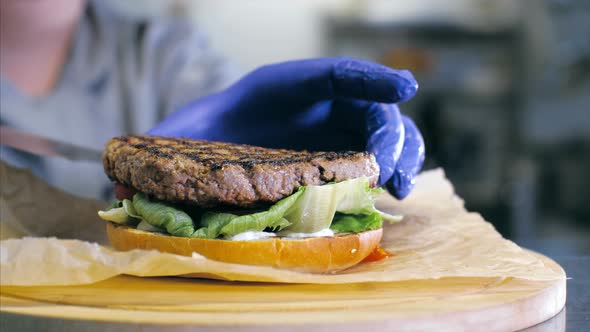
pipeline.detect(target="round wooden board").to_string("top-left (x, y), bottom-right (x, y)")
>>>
top-left (0, 252), bottom-right (566, 332)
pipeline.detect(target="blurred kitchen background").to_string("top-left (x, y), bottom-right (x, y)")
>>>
top-left (110, 0), bottom-right (590, 256)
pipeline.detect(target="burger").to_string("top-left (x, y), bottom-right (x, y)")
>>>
top-left (98, 136), bottom-right (401, 273)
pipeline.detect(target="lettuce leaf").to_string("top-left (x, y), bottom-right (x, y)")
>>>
top-left (193, 212), bottom-right (237, 238)
top-left (132, 193), bottom-right (195, 237)
top-left (98, 206), bottom-right (134, 225)
top-left (284, 177), bottom-right (380, 233)
top-left (136, 220), bottom-right (163, 232)
top-left (97, 177), bottom-right (402, 239)
top-left (97, 199), bottom-right (139, 225)
top-left (217, 188), bottom-right (303, 238)
top-left (330, 212), bottom-right (382, 233)
top-left (377, 210), bottom-right (404, 223)
top-left (122, 199), bottom-right (141, 218)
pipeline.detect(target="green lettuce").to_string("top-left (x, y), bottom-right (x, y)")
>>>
top-left (330, 212), bottom-right (382, 233)
top-left (132, 193), bottom-right (195, 237)
top-left (98, 177), bottom-right (402, 239)
top-left (98, 206), bottom-right (132, 225)
top-left (97, 199), bottom-right (139, 225)
top-left (193, 212), bottom-right (237, 238)
top-left (217, 188), bottom-right (303, 238)
top-left (136, 220), bottom-right (163, 232)
top-left (122, 199), bottom-right (141, 218)
top-left (283, 177), bottom-right (380, 233)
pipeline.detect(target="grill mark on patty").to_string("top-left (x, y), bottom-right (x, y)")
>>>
top-left (104, 135), bottom-right (379, 207)
top-left (145, 146), bottom-right (173, 159)
top-left (124, 137), bottom-right (368, 167)
top-left (130, 144), bottom-right (173, 159)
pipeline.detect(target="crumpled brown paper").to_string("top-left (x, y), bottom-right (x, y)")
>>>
top-left (0, 161), bottom-right (107, 243)
top-left (0, 169), bottom-right (563, 286)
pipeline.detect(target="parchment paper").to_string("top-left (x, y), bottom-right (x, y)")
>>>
top-left (0, 168), bottom-right (563, 286)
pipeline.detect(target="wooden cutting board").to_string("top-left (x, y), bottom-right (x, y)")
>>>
top-left (0, 251), bottom-right (565, 332)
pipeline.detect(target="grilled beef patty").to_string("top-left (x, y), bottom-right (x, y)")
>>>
top-left (103, 136), bottom-right (380, 207)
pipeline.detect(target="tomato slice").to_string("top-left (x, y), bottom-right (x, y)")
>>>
top-left (114, 183), bottom-right (136, 201)
top-left (361, 247), bottom-right (395, 263)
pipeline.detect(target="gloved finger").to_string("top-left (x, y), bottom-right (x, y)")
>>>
top-left (386, 116), bottom-right (425, 199)
top-left (364, 103), bottom-right (405, 186)
top-left (238, 57), bottom-right (418, 107)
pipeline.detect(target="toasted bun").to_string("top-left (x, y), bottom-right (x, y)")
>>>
top-left (106, 223), bottom-right (383, 273)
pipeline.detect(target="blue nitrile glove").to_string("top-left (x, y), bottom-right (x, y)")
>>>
top-left (149, 58), bottom-right (425, 199)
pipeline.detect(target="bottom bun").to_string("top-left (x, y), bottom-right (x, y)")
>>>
top-left (106, 223), bottom-right (383, 273)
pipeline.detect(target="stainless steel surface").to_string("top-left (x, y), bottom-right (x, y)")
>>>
top-left (0, 126), bottom-right (102, 162)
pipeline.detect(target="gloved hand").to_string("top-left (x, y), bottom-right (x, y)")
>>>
top-left (149, 58), bottom-right (425, 199)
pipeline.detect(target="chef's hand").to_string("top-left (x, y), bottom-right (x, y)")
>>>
top-left (149, 58), bottom-right (425, 199)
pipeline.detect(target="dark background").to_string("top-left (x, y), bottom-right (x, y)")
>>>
top-left (319, 0), bottom-right (590, 256)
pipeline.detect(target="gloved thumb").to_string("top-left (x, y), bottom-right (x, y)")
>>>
top-left (386, 116), bottom-right (425, 199)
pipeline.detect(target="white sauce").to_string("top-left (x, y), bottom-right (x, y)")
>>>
top-left (228, 228), bottom-right (335, 241)
top-left (278, 228), bottom-right (334, 239)
top-left (229, 231), bottom-right (277, 241)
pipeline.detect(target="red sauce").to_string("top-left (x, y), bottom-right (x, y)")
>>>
top-left (114, 183), bottom-right (136, 200)
top-left (361, 247), bottom-right (395, 263)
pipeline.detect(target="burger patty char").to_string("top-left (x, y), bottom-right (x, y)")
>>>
top-left (103, 136), bottom-right (380, 207)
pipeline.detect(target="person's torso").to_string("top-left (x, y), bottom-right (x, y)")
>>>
top-left (1, 3), bottom-right (170, 201)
